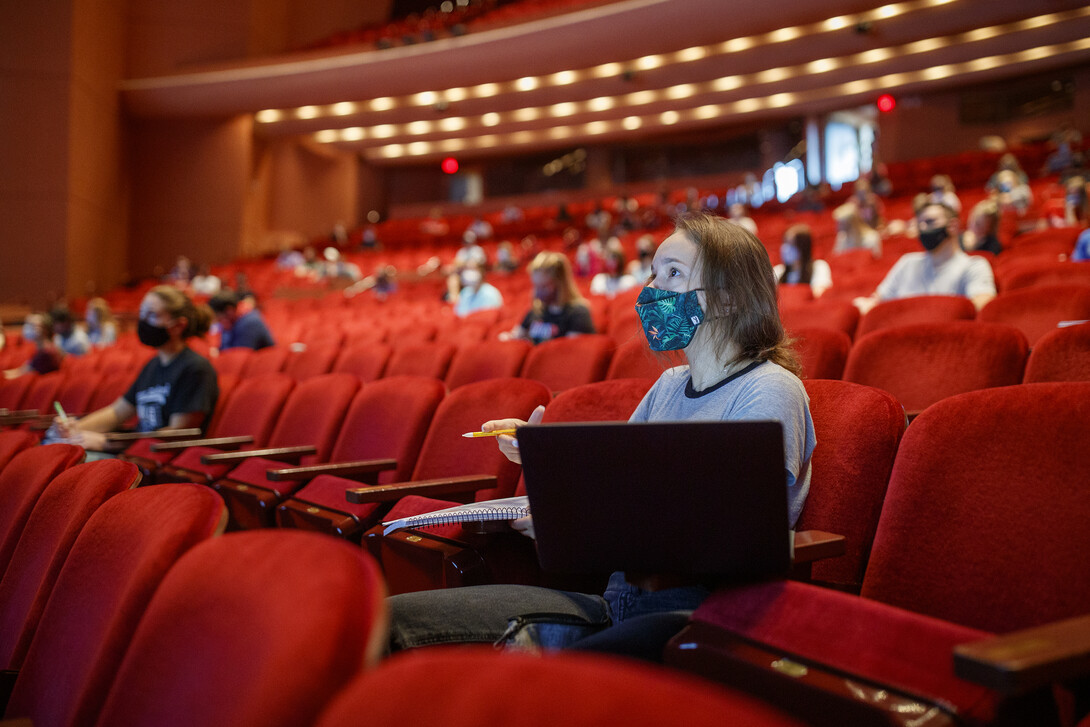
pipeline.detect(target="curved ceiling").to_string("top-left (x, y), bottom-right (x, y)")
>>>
top-left (121, 0), bottom-right (1090, 163)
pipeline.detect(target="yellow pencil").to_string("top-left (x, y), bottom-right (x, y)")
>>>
top-left (461, 429), bottom-right (518, 438)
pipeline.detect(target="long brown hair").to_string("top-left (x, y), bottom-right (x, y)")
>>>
top-left (673, 212), bottom-right (800, 376)
top-left (528, 252), bottom-right (587, 315)
top-left (148, 285), bottom-right (213, 339)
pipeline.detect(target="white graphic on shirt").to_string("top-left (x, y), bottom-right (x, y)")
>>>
top-left (135, 383), bottom-right (171, 431)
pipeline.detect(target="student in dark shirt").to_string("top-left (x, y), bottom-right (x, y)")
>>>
top-left (3, 313), bottom-right (63, 379)
top-left (501, 252), bottom-right (595, 345)
top-left (54, 286), bottom-right (218, 452)
top-left (208, 289), bottom-right (275, 350)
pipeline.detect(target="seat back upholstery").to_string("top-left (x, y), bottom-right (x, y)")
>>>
top-left (861, 382), bottom-right (1090, 633)
top-left (332, 342), bottom-right (391, 383)
top-left (266, 373), bottom-right (360, 463)
top-left (209, 347), bottom-right (252, 378)
top-left (54, 372), bottom-right (104, 416)
top-left (6, 485), bottom-right (226, 727)
top-left (385, 342), bottom-right (456, 380)
top-left (520, 334), bottom-right (614, 392)
top-left (316, 648), bottom-right (805, 727)
top-left (1023, 322), bottom-right (1090, 382)
top-left (978, 284), bottom-right (1090, 345)
top-left (444, 340), bottom-right (532, 390)
top-left (19, 372), bottom-right (65, 415)
top-left (0, 374), bottom-right (36, 411)
top-left (239, 345), bottom-right (290, 377)
top-left (605, 339), bottom-right (684, 380)
top-left (795, 380), bottom-right (905, 590)
top-left (0, 460), bottom-right (140, 671)
top-left (282, 343), bottom-right (339, 380)
top-left (84, 372), bottom-right (131, 413)
top-left (996, 260), bottom-right (1090, 291)
top-left (0, 430), bottom-right (38, 472)
top-left (91, 531), bottom-right (387, 727)
top-left (329, 376), bottom-right (446, 485)
top-left (412, 378), bottom-right (552, 501)
top-left (855, 295), bottom-right (977, 339)
top-left (780, 300), bottom-right (860, 340)
top-left (843, 321), bottom-right (1028, 415)
top-left (0, 444), bottom-right (85, 576)
top-left (207, 373), bottom-right (295, 441)
top-left (791, 328), bottom-right (851, 380)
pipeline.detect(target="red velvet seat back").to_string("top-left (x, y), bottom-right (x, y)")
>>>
top-left (444, 340), bottom-right (531, 390)
top-left (328, 376), bottom-right (446, 484)
top-left (239, 345), bottom-right (290, 377)
top-left (0, 444), bottom-right (85, 576)
top-left (207, 373), bottom-right (294, 441)
top-left (605, 338), bottom-right (681, 380)
top-left (0, 431), bottom-right (38, 472)
top-left (780, 300), bottom-right (860, 340)
top-left (92, 531), bottom-right (386, 727)
top-left (0, 374), bottom-right (35, 411)
top-left (412, 378), bottom-right (551, 501)
top-left (520, 334), bottom-right (614, 392)
top-left (332, 342), bottom-right (390, 382)
top-left (843, 321), bottom-right (1028, 415)
top-left (0, 460), bottom-right (140, 671)
top-left (861, 382), bottom-right (1090, 632)
top-left (979, 284), bottom-right (1090, 345)
top-left (84, 372), bottom-right (131, 413)
top-left (282, 342), bottom-right (339, 380)
top-left (856, 295), bottom-right (977, 338)
top-left (795, 380), bottom-right (905, 590)
top-left (791, 327), bottom-right (851, 380)
top-left (996, 259), bottom-right (1090, 291)
top-left (19, 372), bottom-right (65, 415)
top-left (53, 372), bottom-right (103, 416)
top-left (263, 373), bottom-right (359, 464)
top-left (385, 342), bottom-right (456, 380)
top-left (1023, 321), bottom-right (1090, 382)
top-left (6, 485), bottom-right (226, 727)
top-left (210, 347), bottom-right (252, 377)
top-left (316, 648), bottom-right (806, 727)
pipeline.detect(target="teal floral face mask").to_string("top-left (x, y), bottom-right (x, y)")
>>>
top-left (635, 286), bottom-right (705, 351)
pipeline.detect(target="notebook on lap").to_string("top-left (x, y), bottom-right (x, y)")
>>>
top-left (517, 421), bottom-right (791, 580)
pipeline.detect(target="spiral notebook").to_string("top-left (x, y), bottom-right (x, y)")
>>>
top-left (517, 420), bottom-right (791, 579)
top-left (382, 496), bottom-right (530, 535)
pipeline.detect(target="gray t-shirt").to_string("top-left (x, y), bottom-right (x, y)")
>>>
top-left (876, 250), bottom-right (996, 301)
top-left (629, 361), bottom-right (815, 527)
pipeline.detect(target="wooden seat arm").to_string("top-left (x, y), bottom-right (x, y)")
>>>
top-left (267, 459), bottom-right (398, 482)
top-left (107, 428), bottom-right (203, 442)
top-left (151, 435), bottom-right (253, 451)
top-left (0, 411), bottom-right (44, 425)
top-left (346, 474), bottom-right (498, 504)
top-left (953, 613), bottom-right (1090, 695)
top-left (200, 444), bottom-right (317, 465)
top-left (792, 530), bottom-right (846, 565)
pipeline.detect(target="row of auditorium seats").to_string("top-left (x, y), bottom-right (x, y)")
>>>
top-left (0, 439), bottom-right (806, 727)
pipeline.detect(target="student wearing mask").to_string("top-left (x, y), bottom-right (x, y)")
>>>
top-left (85, 298), bottom-right (118, 347)
top-left (208, 289), bottom-right (275, 351)
top-left (387, 212), bottom-right (814, 657)
top-left (855, 202), bottom-right (996, 315)
top-left (501, 252), bottom-right (595, 344)
top-left (773, 225), bottom-right (832, 298)
top-left (52, 286), bottom-right (218, 453)
top-left (51, 308), bottom-right (91, 356)
top-left (4, 313), bottom-right (62, 378)
top-left (451, 265), bottom-right (504, 318)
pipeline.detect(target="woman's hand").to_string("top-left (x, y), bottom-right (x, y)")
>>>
top-left (511, 515), bottom-right (536, 540)
top-left (481, 405), bottom-right (545, 464)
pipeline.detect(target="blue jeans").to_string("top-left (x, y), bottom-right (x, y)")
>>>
top-left (387, 571), bottom-right (709, 651)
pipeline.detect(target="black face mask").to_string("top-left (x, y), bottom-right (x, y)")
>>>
top-left (138, 319), bottom-right (171, 348)
top-left (919, 226), bottom-right (948, 252)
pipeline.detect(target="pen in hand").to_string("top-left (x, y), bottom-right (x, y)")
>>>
top-left (461, 429), bottom-right (518, 438)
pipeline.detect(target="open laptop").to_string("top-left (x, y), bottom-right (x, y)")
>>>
top-left (517, 421), bottom-right (790, 580)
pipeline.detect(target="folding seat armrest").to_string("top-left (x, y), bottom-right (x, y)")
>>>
top-left (953, 613), bottom-right (1090, 695)
top-left (792, 530), bottom-right (846, 564)
top-left (151, 435), bottom-right (253, 451)
top-left (200, 444), bottom-right (317, 465)
top-left (346, 474), bottom-right (498, 504)
top-left (0, 410), bottom-right (43, 425)
top-left (267, 459), bottom-right (398, 484)
top-left (107, 428), bottom-right (203, 442)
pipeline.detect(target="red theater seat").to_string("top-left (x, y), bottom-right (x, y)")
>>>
top-left (316, 649), bottom-right (806, 727)
top-left (209, 347), bottom-right (251, 377)
top-left (855, 295), bottom-right (977, 338)
top-left (780, 300), bottom-right (860, 340)
top-left (520, 334), bottom-right (614, 392)
top-left (333, 342), bottom-right (391, 382)
top-left (239, 345), bottom-right (290, 376)
top-left (1023, 322), bottom-right (1090, 383)
top-left (385, 341), bottom-right (456, 379)
top-left (668, 383), bottom-right (1090, 726)
top-left (0, 460), bottom-right (140, 672)
top-left (791, 328), bottom-right (851, 380)
top-left (444, 340), bottom-right (532, 390)
top-left (91, 531), bottom-right (386, 727)
top-left (4, 484), bottom-right (226, 727)
top-left (843, 321), bottom-right (1028, 417)
top-left (979, 285), bottom-right (1090, 346)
